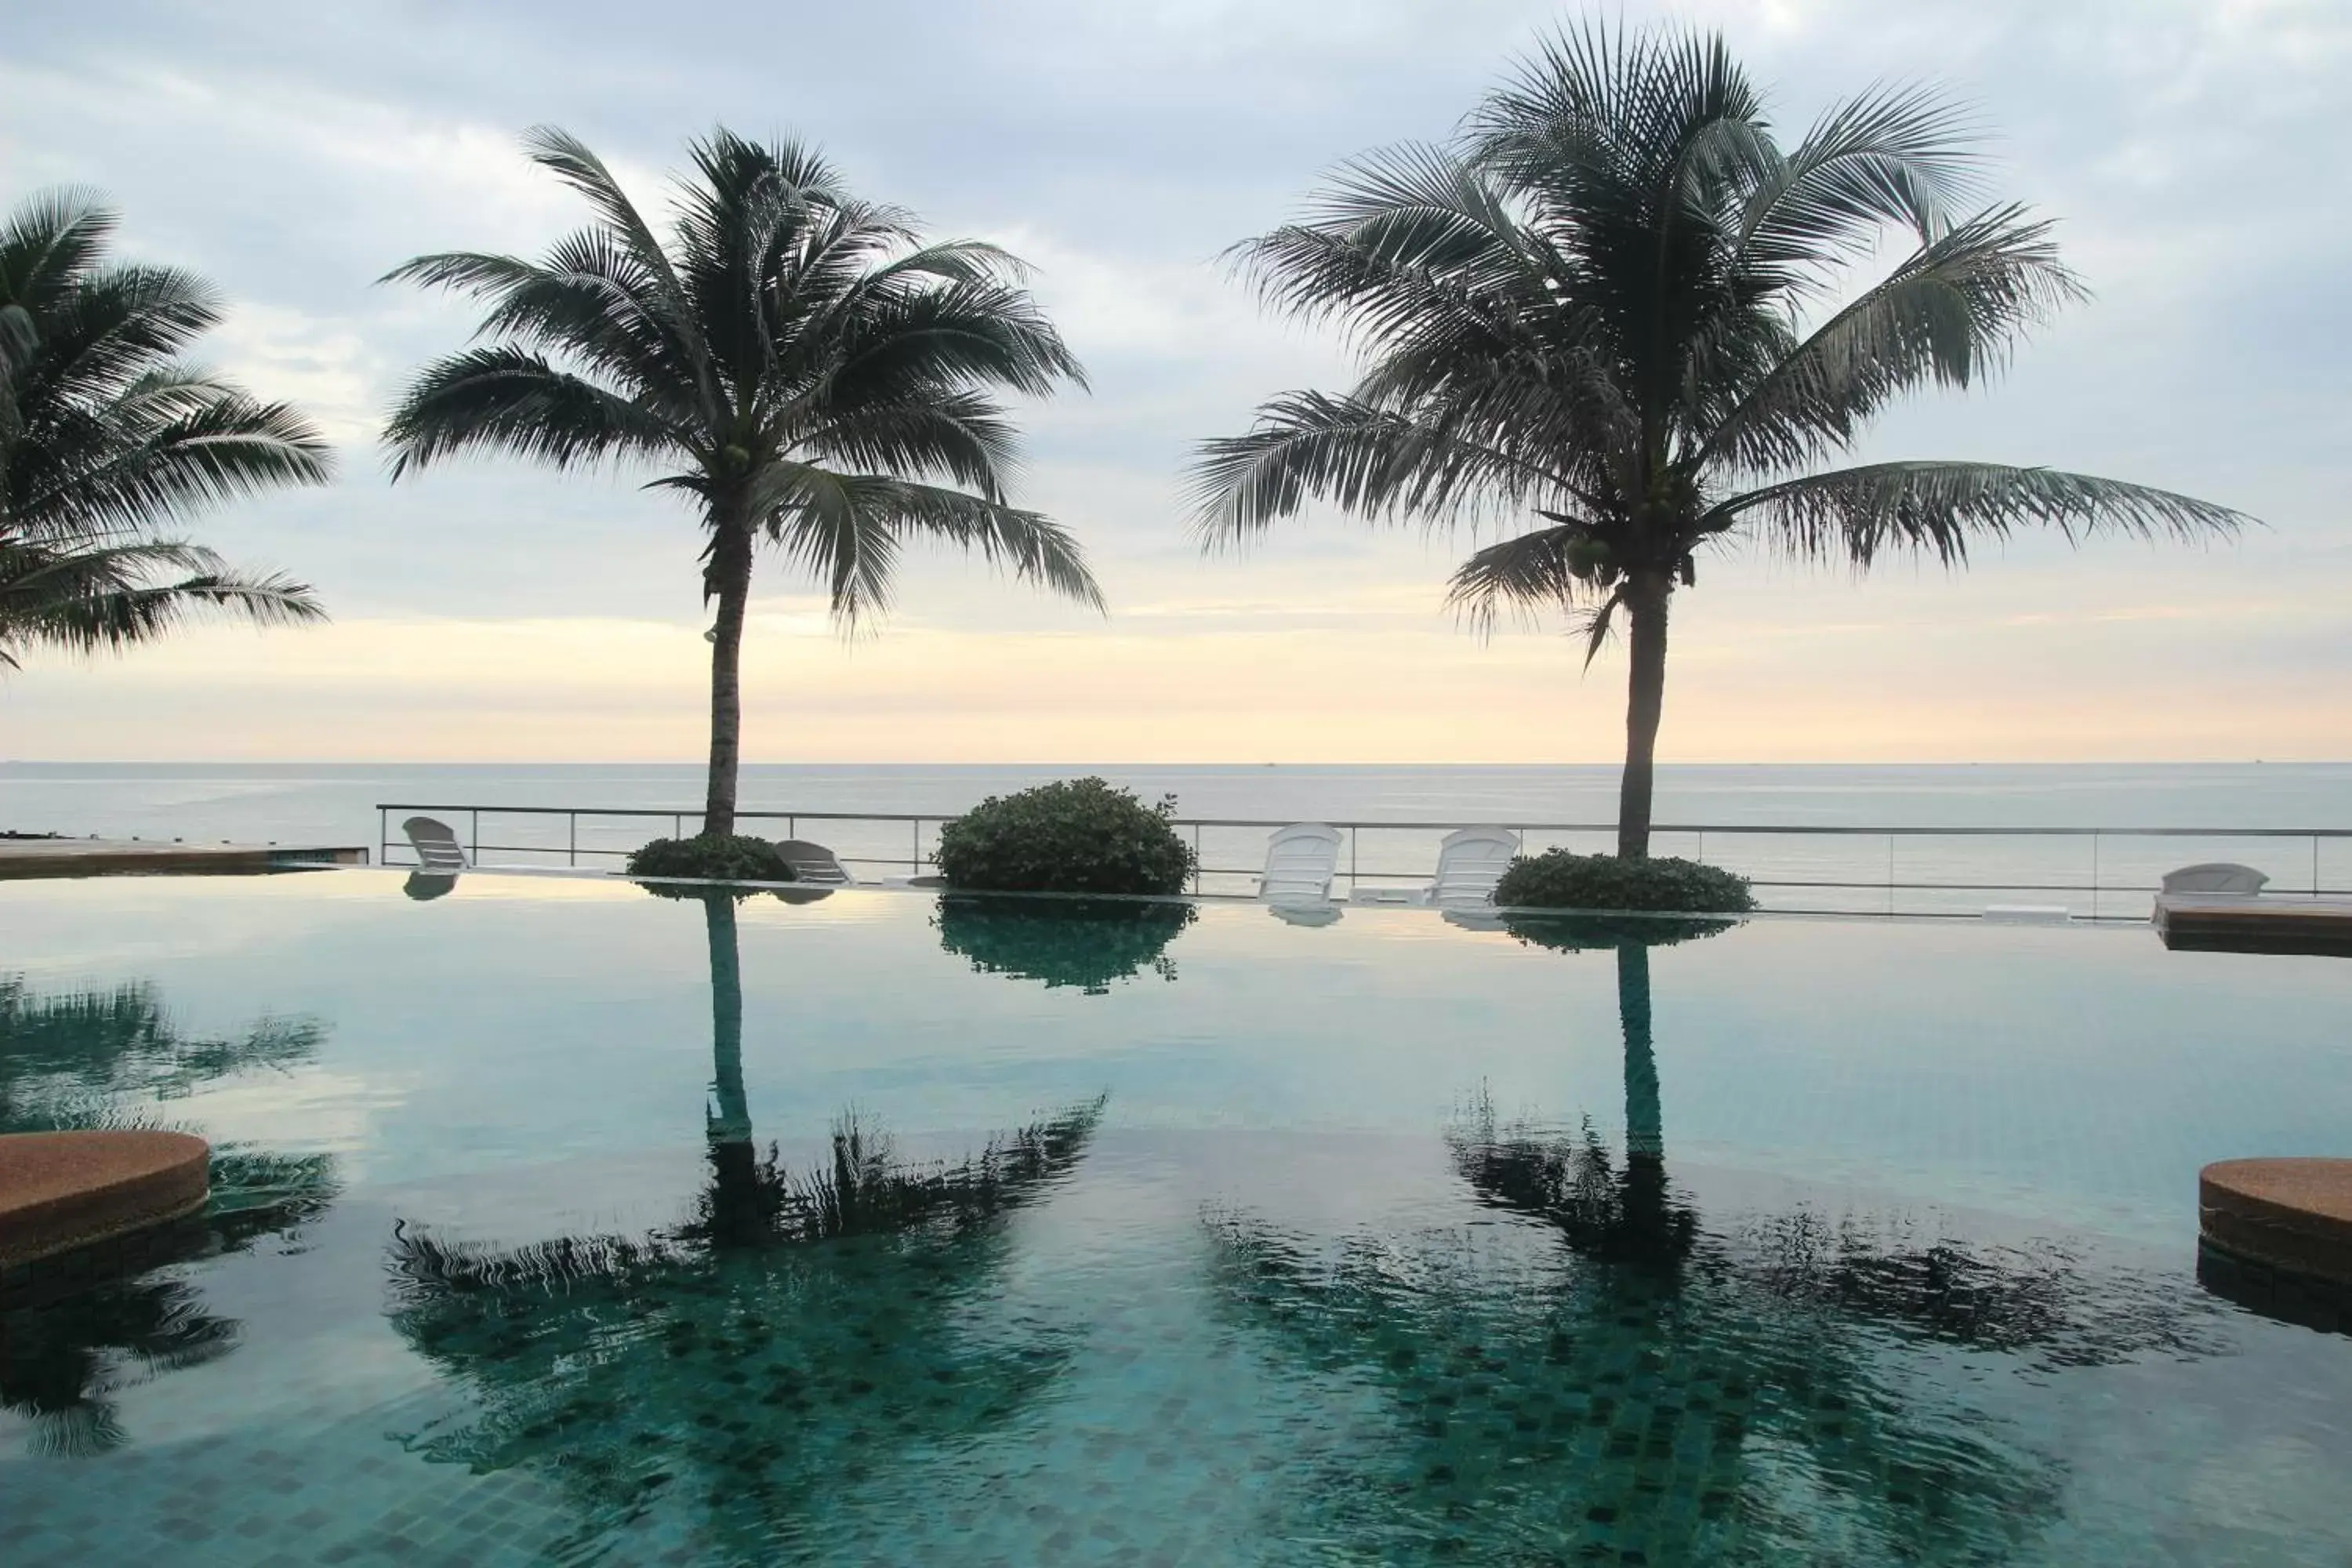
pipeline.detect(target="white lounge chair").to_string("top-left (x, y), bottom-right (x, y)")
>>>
top-left (403, 816), bottom-right (467, 873)
top-left (1426, 826), bottom-right (1521, 909)
top-left (2160, 862), bottom-right (2269, 897)
top-left (1259, 823), bottom-right (1341, 906)
top-left (1350, 826), bottom-right (1523, 909)
top-left (775, 839), bottom-right (851, 886)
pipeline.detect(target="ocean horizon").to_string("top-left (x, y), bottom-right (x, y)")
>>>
top-left (7, 760), bottom-right (2352, 842)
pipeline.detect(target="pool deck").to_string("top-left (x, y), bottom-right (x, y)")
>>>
top-left (2155, 891), bottom-right (2352, 955)
top-left (0, 838), bottom-right (368, 880)
top-left (0, 1130), bottom-right (212, 1270)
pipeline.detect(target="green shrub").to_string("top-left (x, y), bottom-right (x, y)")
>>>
top-left (933, 896), bottom-right (1197, 993)
top-left (626, 833), bottom-right (794, 888)
top-left (934, 778), bottom-right (1194, 895)
top-left (1494, 851), bottom-right (1755, 914)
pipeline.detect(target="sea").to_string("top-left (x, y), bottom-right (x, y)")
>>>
top-left (5, 760), bottom-right (2350, 844)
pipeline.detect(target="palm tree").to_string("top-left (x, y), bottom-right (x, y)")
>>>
top-left (383, 129), bottom-right (1102, 836)
top-left (0, 192), bottom-right (329, 669)
top-left (1191, 24), bottom-right (2244, 856)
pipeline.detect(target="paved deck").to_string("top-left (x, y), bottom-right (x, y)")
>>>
top-left (0, 838), bottom-right (367, 880)
top-left (0, 1130), bottom-right (212, 1269)
top-left (2201, 1158), bottom-right (2352, 1283)
top-left (2154, 893), bottom-right (2352, 956)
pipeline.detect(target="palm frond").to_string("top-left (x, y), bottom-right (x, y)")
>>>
top-left (1704, 460), bottom-right (2249, 567)
top-left (13, 383), bottom-right (332, 538)
top-left (802, 389), bottom-right (1022, 499)
top-left (383, 346), bottom-right (680, 477)
top-left (14, 264), bottom-right (223, 412)
top-left (1444, 524), bottom-right (1580, 625)
top-left (1701, 205), bottom-right (2082, 474)
top-left (1189, 391), bottom-right (1574, 547)
top-left (0, 538), bottom-right (324, 663)
top-left (0, 189), bottom-right (330, 659)
top-left (0, 189), bottom-right (116, 317)
top-left (758, 465), bottom-right (1103, 623)
top-left (1232, 147), bottom-right (1544, 365)
top-left (826, 277), bottom-right (1088, 408)
top-left (1739, 82), bottom-right (1986, 270)
top-left (1443, 521), bottom-right (1634, 667)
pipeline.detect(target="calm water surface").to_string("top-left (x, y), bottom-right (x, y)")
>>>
top-left (2, 871), bottom-right (2350, 1564)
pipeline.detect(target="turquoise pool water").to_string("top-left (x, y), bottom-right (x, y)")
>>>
top-left (2, 873), bottom-right (2350, 1565)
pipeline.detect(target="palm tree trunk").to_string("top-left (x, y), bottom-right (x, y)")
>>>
top-left (1616, 572), bottom-right (1672, 859)
top-left (701, 519), bottom-right (754, 837)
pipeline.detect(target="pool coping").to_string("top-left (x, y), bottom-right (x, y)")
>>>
top-left (291, 861), bottom-right (2178, 934)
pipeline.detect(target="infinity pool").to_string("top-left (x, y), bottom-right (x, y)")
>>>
top-left (2, 873), bottom-right (2349, 1565)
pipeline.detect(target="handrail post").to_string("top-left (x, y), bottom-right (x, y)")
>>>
top-left (2315, 833), bottom-right (2323, 895)
top-left (568, 813), bottom-right (577, 868)
top-left (379, 806), bottom-right (387, 866)
top-left (912, 818), bottom-right (921, 874)
top-left (1351, 826), bottom-right (1359, 893)
top-left (471, 809), bottom-right (480, 864)
top-left (2098, 827), bottom-right (2117, 926)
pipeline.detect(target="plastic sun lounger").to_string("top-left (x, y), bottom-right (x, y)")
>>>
top-left (2159, 862), bottom-right (2270, 897)
top-left (1350, 826), bottom-right (1523, 909)
top-left (1425, 826), bottom-right (1522, 909)
top-left (1258, 823), bottom-right (1342, 908)
top-left (775, 839), bottom-right (852, 885)
top-left (403, 816), bottom-right (468, 873)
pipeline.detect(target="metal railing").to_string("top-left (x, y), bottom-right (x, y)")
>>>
top-left (375, 802), bottom-right (2352, 920)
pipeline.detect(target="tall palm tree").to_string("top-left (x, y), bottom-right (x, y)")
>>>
top-left (0, 192), bottom-right (328, 668)
top-left (384, 129), bottom-right (1102, 836)
top-left (1191, 24), bottom-right (2244, 856)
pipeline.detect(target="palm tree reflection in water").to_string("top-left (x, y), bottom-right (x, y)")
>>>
top-left (0, 978), bottom-right (338, 1457)
top-left (1207, 916), bottom-right (2213, 1564)
top-left (387, 891), bottom-right (1107, 1558)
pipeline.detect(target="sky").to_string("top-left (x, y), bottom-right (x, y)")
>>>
top-left (2, 0), bottom-right (2348, 764)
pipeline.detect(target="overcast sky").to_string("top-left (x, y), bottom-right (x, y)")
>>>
top-left (4, 0), bottom-right (2347, 762)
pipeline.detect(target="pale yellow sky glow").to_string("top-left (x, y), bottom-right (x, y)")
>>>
top-left (7, 532), bottom-right (2344, 764)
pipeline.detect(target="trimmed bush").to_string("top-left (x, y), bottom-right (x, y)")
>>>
top-left (933, 895), bottom-right (1196, 993)
top-left (626, 833), bottom-right (794, 888)
top-left (934, 778), bottom-right (1194, 895)
top-left (1494, 851), bottom-right (1755, 914)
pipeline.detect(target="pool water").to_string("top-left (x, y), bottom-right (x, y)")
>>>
top-left (2, 873), bottom-right (2350, 1565)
